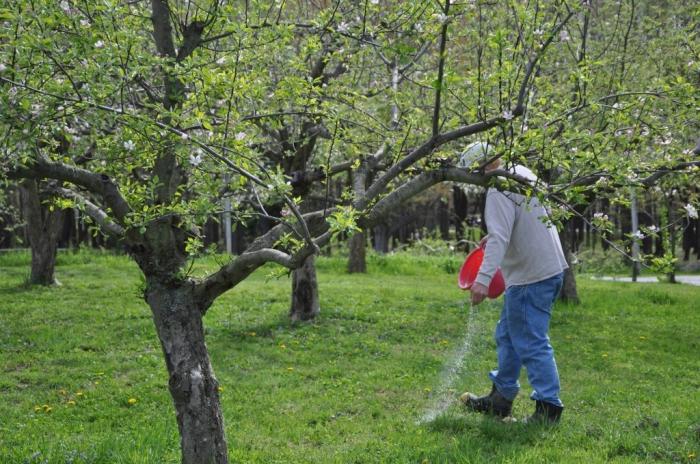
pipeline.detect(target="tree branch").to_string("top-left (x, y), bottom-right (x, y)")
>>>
top-left (50, 186), bottom-right (126, 237)
top-left (8, 151), bottom-right (131, 222)
top-left (432, 0), bottom-right (450, 137)
top-left (195, 230), bottom-right (330, 312)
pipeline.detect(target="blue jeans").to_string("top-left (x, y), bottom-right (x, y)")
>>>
top-left (488, 273), bottom-right (564, 406)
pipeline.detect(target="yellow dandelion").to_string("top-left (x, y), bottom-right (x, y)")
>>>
top-left (42, 404), bottom-right (50, 411)
top-left (59, 389), bottom-right (67, 396)
top-left (286, 367), bottom-right (294, 371)
top-left (639, 336), bottom-right (647, 340)
top-left (688, 452), bottom-right (696, 459)
top-left (67, 400), bottom-right (76, 406)
top-left (33, 406), bottom-right (41, 413)
top-left (249, 332), bottom-right (257, 337)
top-left (94, 381), bottom-right (100, 385)
top-left (424, 387), bottom-right (432, 393)
top-left (602, 353), bottom-right (608, 358)
top-left (76, 391), bottom-right (84, 397)
top-left (279, 344), bottom-right (286, 349)
top-left (127, 398), bottom-right (137, 405)
top-left (218, 386), bottom-right (224, 392)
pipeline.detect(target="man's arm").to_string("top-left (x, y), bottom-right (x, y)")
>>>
top-left (475, 190), bottom-right (515, 288)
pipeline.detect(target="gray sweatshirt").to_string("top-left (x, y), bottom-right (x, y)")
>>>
top-left (476, 172), bottom-right (568, 289)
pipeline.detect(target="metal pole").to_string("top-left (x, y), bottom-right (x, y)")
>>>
top-left (630, 188), bottom-right (640, 281)
top-left (223, 174), bottom-right (232, 254)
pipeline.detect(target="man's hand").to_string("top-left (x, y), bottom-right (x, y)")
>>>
top-left (470, 282), bottom-right (489, 306)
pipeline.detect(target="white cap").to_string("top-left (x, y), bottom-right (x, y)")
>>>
top-left (510, 164), bottom-right (537, 183)
top-left (457, 141), bottom-right (493, 169)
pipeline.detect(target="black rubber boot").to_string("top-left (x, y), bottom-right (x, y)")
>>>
top-left (459, 384), bottom-right (513, 418)
top-left (524, 400), bottom-right (563, 424)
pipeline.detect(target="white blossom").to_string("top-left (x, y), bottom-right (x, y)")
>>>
top-left (94, 40), bottom-right (105, 49)
top-left (337, 22), bottom-right (350, 33)
top-left (189, 153), bottom-right (203, 166)
top-left (216, 56), bottom-right (226, 65)
top-left (370, 0), bottom-right (379, 4)
top-left (433, 13), bottom-right (449, 25)
top-left (123, 140), bottom-right (136, 152)
top-left (414, 22), bottom-right (423, 33)
top-left (235, 131), bottom-right (246, 141)
top-left (648, 225), bottom-right (659, 233)
top-left (502, 110), bottom-right (514, 121)
top-left (593, 212), bottom-right (609, 220)
top-left (685, 203), bottom-right (698, 220)
top-left (612, 102), bottom-right (622, 109)
top-left (60, 1), bottom-right (71, 12)
top-left (80, 19), bottom-right (90, 27)
top-left (0, 63), bottom-right (7, 72)
top-left (180, 132), bottom-right (189, 140)
top-left (632, 230), bottom-right (645, 240)
top-left (533, 28), bottom-right (544, 37)
top-left (559, 29), bottom-right (570, 41)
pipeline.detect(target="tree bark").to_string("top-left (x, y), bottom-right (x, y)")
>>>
top-left (373, 224), bottom-right (389, 253)
top-left (19, 179), bottom-right (64, 286)
top-left (146, 282), bottom-right (228, 464)
top-left (558, 229), bottom-right (580, 304)
top-left (452, 186), bottom-right (468, 240)
top-left (289, 254), bottom-right (320, 322)
top-left (438, 197), bottom-right (450, 240)
top-left (347, 231), bottom-right (367, 273)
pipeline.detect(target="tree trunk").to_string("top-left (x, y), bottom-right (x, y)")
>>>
top-left (373, 224), bottom-right (389, 253)
top-left (452, 186), bottom-right (468, 240)
top-left (19, 179), bottom-right (64, 286)
top-left (438, 197), bottom-right (450, 240)
top-left (558, 229), bottom-right (580, 304)
top-left (290, 254), bottom-right (320, 322)
top-left (347, 231), bottom-right (367, 273)
top-left (146, 283), bottom-right (228, 464)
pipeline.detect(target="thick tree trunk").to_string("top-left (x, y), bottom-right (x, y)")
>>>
top-left (146, 283), bottom-right (228, 464)
top-left (558, 229), bottom-right (580, 304)
top-left (20, 179), bottom-right (64, 286)
top-left (347, 231), bottom-right (367, 273)
top-left (290, 254), bottom-right (320, 322)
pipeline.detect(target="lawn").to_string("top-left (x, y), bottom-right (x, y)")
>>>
top-left (0, 251), bottom-right (698, 463)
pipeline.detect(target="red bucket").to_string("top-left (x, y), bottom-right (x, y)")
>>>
top-left (458, 246), bottom-right (505, 299)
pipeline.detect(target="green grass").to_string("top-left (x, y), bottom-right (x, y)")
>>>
top-left (0, 251), bottom-right (698, 463)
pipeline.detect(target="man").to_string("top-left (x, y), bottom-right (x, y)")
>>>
top-left (457, 142), bottom-right (569, 423)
